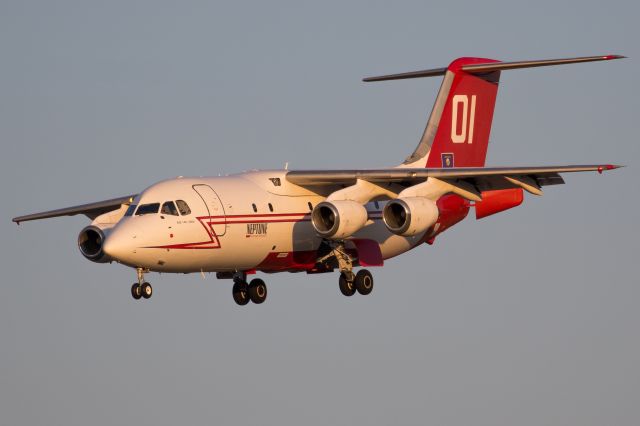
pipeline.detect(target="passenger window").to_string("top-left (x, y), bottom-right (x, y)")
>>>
top-left (252, 203), bottom-right (257, 212)
top-left (308, 202), bottom-right (313, 211)
top-left (176, 200), bottom-right (191, 216)
top-left (161, 201), bottom-right (179, 216)
top-left (136, 203), bottom-right (160, 215)
top-left (268, 203), bottom-right (274, 212)
top-left (124, 204), bottom-right (137, 217)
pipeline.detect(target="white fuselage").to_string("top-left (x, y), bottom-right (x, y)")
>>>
top-left (101, 170), bottom-right (438, 273)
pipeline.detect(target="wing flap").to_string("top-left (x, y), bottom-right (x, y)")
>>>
top-left (12, 194), bottom-right (137, 224)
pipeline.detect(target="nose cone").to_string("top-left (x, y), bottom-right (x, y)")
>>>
top-left (103, 217), bottom-right (160, 268)
top-left (102, 230), bottom-right (125, 260)
top-left (102, 228), bottom-right (129, 261)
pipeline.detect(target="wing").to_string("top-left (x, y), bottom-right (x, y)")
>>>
top-left (12, 194), bottom-right (137, 224)
top-left (286, 164), bottom-right (621, 199)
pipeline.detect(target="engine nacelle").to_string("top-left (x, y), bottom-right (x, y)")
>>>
top-left (78, 225), bottom-right (113, 263)
top-left (311, 200), bottom-right (368, 239)
top-left (383, 197), bottom-right (439, 237)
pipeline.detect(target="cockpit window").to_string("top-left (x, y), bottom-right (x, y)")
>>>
top-left (124, 204), bottom-right (137, 217)
top-left (161, 201), bottom-right (179, 216)
top-left (176, 200), bottom-right (191, 216)
top-left (135, 203), bottom-right (160, 215)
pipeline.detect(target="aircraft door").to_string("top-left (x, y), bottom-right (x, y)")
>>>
top-left (193, 184), bottom-right (226, 236)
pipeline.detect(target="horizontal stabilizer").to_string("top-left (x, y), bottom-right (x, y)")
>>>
top-left (363, 55), bottom-right (625, 82)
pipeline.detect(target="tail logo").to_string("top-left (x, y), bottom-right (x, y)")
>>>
top-left (441, 153), bottom-right (455, 168)
top-left (451, 95), bottom-right (477, 144)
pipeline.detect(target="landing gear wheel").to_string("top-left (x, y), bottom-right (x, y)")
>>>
top-left (339, 272), bottom-right (356, 297)
top-left (355, 269), bottom-right (374, 295)
top-left (141, 282), bottom-right (153, 299)
top-left (131, 283), bottom-right (142, 300)
top-left (248, 278), bottom-right (267, 304)
top-left (232, 280), bottom-right (250, 306)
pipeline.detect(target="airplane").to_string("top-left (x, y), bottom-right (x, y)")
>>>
top-left (12, 54), bottom-right (624, 305)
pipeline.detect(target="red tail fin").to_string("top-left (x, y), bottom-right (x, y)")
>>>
top-left (423, 58), bottom-right (500, 168)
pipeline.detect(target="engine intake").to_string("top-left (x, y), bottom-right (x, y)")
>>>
top-left (311, 200), bottom-right (368, 239)
top-left (383, 197), bottom-right (439, 237)
top-left (78, 225), bottom-right (112, 263)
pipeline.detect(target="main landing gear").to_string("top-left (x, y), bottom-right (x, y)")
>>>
top-left (339, 269), bottom-right (374, 297)
top-left (323, 241), bottom-right (374, 298)
top-left (131, 268), bottom-right (153, 301)
top-left (232, 273), bottom-right (267, 306)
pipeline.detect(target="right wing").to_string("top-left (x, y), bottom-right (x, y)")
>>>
top-left (12, 194), bottom-right (137, 224)
top-left (286, 164), bottom-right (621, 200)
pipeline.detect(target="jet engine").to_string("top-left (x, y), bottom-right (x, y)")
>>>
top-left (77, 225), bottom-right (113, 263)
top-left (311, 200), bottom-right (368, 239)
top-left (383, 197), bottom-right (439, 237)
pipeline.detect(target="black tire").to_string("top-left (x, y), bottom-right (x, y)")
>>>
top-left (232, 280), bottom-right (250, 306)
top-left (141, 282), bottom-right (153, 299)
top-left (355, 269), bottom-right (374, 295)
top-left (339, 272), bottom-right (356, 297)
top-left (248, 278), bottom-right (267, 304)
top-left (131, 283), bottom-right (142, 300)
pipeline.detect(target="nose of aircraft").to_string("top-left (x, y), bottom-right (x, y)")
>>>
top-left (103, 226), bottom-right (133, 262)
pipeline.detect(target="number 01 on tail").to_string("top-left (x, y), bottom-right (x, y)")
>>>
top-left (451, 94), bottom-right (477, 144)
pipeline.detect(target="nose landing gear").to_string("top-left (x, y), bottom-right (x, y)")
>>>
top-left (131, 268), bottom-right (152, 301)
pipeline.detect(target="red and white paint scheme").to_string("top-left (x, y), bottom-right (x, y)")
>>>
top-left (13, 55), bottom-right (624, 305)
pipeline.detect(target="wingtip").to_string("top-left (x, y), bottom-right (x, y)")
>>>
top-left (597, 164), bottom-right (624, 174)
top-left (604, 54), bottom-right (626, 60)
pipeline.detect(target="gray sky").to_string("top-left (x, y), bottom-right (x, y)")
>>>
top-left (1, 1), bottom-right (638, 425)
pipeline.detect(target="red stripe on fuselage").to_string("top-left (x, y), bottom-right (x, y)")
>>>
top-left (144, 211), bottom-right (383, 250)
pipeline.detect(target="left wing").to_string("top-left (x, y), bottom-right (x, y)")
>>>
top-left (286, 164), bottom-right (621, 199)
top-left (12, 194), bottom-right (137, 224)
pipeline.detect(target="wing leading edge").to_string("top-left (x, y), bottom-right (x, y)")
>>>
top-left (12, 194), bottom-right (137, 224)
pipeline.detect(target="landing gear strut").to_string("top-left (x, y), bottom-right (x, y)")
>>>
top-left (321, 241), bottom-right (374, 298)
top-left (131, 268), bottom-right (152, 300)
top-left (232, 273), bottom-right (267, 306)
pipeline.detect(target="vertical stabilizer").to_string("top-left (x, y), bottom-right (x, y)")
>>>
top-left (403, 57), bottom-right (501, 168)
